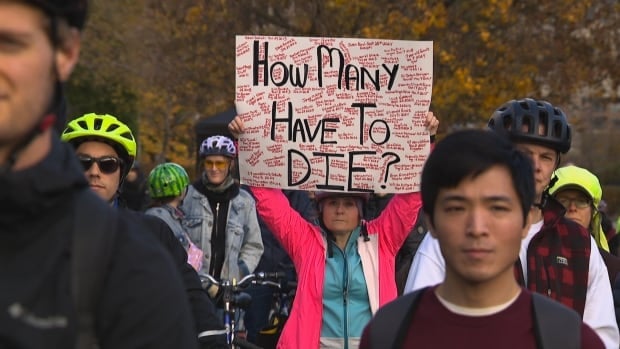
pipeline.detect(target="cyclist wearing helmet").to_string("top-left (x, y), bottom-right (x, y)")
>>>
top-left (405, 98), bottom-right (619, 348)
top-left (227, 112), bottom-right (439, 348)
top-left (62, 114), bottom-right (228, 348)
top-left (145, 162), bottom-right (204, 271)
top-left (62, 113), bottom-right (137, 205)
top-left (0, 1), bottom-right (197, 349)
top-left (181, 134), bottom-right (263, 289)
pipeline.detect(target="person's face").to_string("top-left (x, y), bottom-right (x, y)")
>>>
top-left (515, 143), bottom-right (557, 198)
top-left (203, 155), bottom-right (231, 185)
top-left (554, 189), bottom-right (593, 229)
top-left (430, 165), bottom-right (526, 286)
top-left (76, 141), bottom-right (122, 202)
top-left (125, 168), bottom-right (138, 182)
top-left (321, 196), bottom-right (361, 236)
top-left (0, 2), bottom-right (79, 149)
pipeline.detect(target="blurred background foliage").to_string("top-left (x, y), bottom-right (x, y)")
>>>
top-left (66, 0), bottom-right (620, 215)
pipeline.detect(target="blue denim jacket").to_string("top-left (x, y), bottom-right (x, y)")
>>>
top-left (144, 205), bottom-right (190, 249)
top-left (180, 185), bottom-right (263, 280)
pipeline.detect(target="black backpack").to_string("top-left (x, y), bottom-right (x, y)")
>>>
top-left (369, 287), bottom-right (580, 349)
top-left (71, 190), bottom-right (118, 349)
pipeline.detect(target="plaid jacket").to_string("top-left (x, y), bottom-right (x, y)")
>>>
top-left (517, 197), bottom-right (591, 316)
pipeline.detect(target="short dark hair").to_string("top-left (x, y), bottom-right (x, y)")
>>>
top-left (421, 129), bottom-right (535, 227)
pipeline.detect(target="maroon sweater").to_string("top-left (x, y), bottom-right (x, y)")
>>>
top-left (360, 288), bottom-right (604, 349)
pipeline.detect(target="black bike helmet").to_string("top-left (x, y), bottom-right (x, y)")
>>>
top-left (24, 0), bottom-right (88, 30)
top-left (488, 98), bottom-right (571, 154)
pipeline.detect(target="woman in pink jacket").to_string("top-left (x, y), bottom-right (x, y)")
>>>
top-left (228, 113), bottom-right (438, 348)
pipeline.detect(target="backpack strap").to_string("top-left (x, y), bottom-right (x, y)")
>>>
top-left (531, 292), bottom-right (581, 349)
top-left (370, 287), bottom-right (427, 349)
top-left (71, 189), bottom-right (118, 349)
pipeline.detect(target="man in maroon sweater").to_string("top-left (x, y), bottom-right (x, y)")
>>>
top-left (360, 129), bottom-right (603, 348)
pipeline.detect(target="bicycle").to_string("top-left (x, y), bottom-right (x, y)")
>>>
top-left (255, 280), bottom-right (296, 349)
top-left (200, 272), bottom-right (284, 349)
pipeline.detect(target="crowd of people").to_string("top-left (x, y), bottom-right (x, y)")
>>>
top-left (2, 1), bottom-right (620, 349)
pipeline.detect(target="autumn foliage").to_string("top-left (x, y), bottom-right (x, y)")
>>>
top-left (67, 0), bottom-right (620, 186)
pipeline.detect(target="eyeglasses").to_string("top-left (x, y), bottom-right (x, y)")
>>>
top-left (556, 197), bottom-right (591, 209)
top-left (78, 155), bottom-right (122, 174)
top-left (204, 159), bottom-right (229, 170)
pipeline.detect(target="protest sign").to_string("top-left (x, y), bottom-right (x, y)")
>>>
top-left (235, 35), bottom-right (432, 193)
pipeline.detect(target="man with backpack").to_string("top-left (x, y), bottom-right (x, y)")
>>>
top-left (0, 1), bottom-right (198, 348)
top-left (360, 129), bottom-right (603, 348)
top-left (405, 98), bottom-right (619, 348)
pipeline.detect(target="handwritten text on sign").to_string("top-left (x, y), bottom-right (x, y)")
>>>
top-left (234, 35), bottom-right (433, 193)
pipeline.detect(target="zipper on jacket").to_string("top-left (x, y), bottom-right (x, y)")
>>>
top-left (209, 202), bottom-right (220, 276)
top-left (335, 244), bottom-right (350, 349)
top-left (215, 202), bottom-right (220, 233)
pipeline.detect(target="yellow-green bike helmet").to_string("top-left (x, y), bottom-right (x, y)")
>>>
top-left (61, 113), bottom-right (136, 178)
top-left (550, 165), bottom-right (609, 252)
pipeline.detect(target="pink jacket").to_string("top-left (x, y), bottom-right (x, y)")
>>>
top-left (250, 187), bottom-right (422, 348)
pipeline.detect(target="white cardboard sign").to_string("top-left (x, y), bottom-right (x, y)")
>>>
top-left (235, 35), bottom-right (433, 193)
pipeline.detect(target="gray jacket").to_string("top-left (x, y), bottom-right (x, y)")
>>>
top-left (180, 185), bottom-right (263, 280)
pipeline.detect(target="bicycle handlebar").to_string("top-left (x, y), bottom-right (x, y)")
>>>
top-left (199, 271), bottom-right (286, 290)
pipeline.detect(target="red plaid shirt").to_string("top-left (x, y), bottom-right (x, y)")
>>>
top-left (515, 197), bottom-right (591, 316)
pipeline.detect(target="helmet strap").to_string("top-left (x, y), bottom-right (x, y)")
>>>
top-left (0, 81), bottom-right (61, 173)
top-left (48, 16), bottom-right (60, 46)
top-left (533, 191), bottom-right (549, 210)
top-left (531, 152), bottom-right (561, 209)
top-left (534, 175), bottom-right (558, 209)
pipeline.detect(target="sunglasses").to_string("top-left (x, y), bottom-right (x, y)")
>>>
top-left (78, 155), bottom-right (123, 174)
top-left (556, 197), bottom-right (591, 209)
top-left (204, 159), bottom-right (230, 170)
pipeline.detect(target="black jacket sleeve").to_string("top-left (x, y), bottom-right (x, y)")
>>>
top-left (138, 213), bottom-right (227, 348)
top-left (99, 214), bottom-right (199, 349)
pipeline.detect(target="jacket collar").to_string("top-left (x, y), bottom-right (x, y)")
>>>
top-left (0, 136), bottom-right (88, 227)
